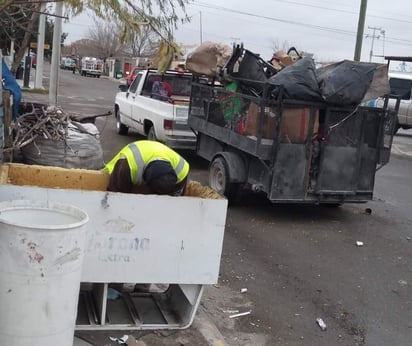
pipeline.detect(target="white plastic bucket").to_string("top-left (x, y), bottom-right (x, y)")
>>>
top-left (0, 200), bottom-right (89, 346)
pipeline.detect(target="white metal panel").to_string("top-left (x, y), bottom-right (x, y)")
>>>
top-left (0, 185), bottom-right (227, 284)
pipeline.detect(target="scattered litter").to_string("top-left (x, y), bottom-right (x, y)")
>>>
top-left (241, 288), bottom-right (248, 293)
top-left (107, 288), bottom-right (121, 300)
top-left (364, 208), bottom-right (372, 215)
top-left (356, 241), bottom-right (364, 247)
top-left (109, 335), bottom-right (129, 344)
top-left (229, 311), bottom-right (251, 318)
top-left (406, 236), bottom-right (411, 241)
top-left (316, 317), bottom-right (327, 331)
top-left (223, 309), bottom-right (239, 314)
top-left (399, 279), bottom-right (408, 286)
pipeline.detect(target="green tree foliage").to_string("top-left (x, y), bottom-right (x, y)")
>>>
top-left (0, 2), bottom-right (55, 72)
top-left (64, 0), bottom-right (189, 71)
top-left (64, 0), bottom-right (189, 42)
top-left (0, 0), bottom-right (188, 73)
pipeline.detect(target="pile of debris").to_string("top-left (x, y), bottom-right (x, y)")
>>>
top-left (185, 42), bottom-right (391, 144)
top-left (186, 41), bottom-right (389, 106)
top-left (8, 103), bottom-right (105, 170)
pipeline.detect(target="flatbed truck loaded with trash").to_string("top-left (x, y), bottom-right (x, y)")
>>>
top-left (187, 44), bottom-right (399, 205)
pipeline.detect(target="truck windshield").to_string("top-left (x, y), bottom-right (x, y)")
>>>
top-left (389, 78), bottom-right (412, 100)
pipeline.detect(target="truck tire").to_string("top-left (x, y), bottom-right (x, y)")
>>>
top-left (147, 126), bottom-right (157, 141)
top-left (393, 118), bottom-right (400, 135)
top-left (209, 156), bottom-right (241, 204)
top-left (115, 107), bottom-right (128, 135)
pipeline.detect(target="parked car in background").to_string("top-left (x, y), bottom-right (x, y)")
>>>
top-left (80, 57), bottom-right (103, 77)
top-left (31, 53), bottom-right (37, 68)
top-left (126, 66), bottom-right (141, 86)
top-left (60, 57), bottom-right (74, 71)
top-left (373, 72), bottom-right (412, 134)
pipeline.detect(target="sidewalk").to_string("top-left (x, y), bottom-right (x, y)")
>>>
top-left (72, 305), bottom-right (228, 346)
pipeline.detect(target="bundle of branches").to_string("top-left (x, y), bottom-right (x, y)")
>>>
top-left (8, 103), bottom-right (71, 152)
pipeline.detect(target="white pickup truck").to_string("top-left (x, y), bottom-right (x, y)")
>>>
top-left (374, 72), bottom-right (412, 134)
top-left (114, 69), bottom-right (197, 150)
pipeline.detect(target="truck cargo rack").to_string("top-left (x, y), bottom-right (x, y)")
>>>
top-left (188, 79), bottom-right (397, 204)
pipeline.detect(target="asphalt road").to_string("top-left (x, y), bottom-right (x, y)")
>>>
top-left (22, 65), bottom-right (412, 346)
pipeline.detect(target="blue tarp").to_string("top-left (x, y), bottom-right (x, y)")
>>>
top-left (2, 59), bottom-right (21, 120)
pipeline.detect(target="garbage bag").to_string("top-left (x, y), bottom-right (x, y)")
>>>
top-left (21, 122), bottom-right (104, 169)
top-left (317, 60), bottom-right (376, 105)
top-left (361, 63), bottom-right (390, 103)
top-left (268, 56), bottom-right (322, 101)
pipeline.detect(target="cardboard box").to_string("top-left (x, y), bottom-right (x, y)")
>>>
top-left (243, 102), bottom-right (277, 139)
top-left (280, 108), bottom-right (319, 143)
top-left (243, 103), bottom-right (319, 143)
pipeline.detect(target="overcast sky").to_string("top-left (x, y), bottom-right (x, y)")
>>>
top-left (63, 0), bottom-right (412, 68)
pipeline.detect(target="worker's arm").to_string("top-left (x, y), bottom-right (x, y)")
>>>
top-left (107, 159), bottom-right (134, 193)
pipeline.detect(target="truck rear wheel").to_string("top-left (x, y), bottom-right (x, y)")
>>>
top-left (209, 156), bottom-right (240, 203)
top-left (147, 126), bottom-right (157, 141)
top-left (115, 107), bottom-right (128, 135)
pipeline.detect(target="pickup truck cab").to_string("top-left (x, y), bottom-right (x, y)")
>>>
top-left (114, 69), bottom-right (196, 150)
top-left (374, 72), bottom-right (412, 134)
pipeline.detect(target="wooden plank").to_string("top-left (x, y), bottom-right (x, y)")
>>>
top-left (4, 163), bottom-right (109, 191)
top-left (0, 164), bottom-right (9, 184)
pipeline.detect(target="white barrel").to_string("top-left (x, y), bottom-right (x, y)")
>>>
top-left (0, 200), bottom-right (89, 346)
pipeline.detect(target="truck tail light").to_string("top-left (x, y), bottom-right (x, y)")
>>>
top-left (164, 119), bottom-right (173, 130)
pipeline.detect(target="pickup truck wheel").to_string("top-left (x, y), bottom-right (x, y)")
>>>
top-left (393, 118), bottom-right (400, 135)
top-left (209, 157), bottom-right (240, 204)
top-left (115, 108), bottom-right (129, 135)
top-left (147, 126), bottom-right (157, 141)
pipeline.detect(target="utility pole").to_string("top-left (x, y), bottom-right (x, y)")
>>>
top-left (354, 0), bottom-right (367, 61)
top-left (381, 29), bottom-right (386, 59)
top-left (49, 2), bottom-right (63, 106)
top-left (35, 3), bottom-right (46, 89)
top-left (367, 26), bottom-right (382, 62)
top-left (199, 11), bottom-right (203, 45)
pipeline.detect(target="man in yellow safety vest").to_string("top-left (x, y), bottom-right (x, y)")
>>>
top-left (102, 140), bottom-right (189, 196)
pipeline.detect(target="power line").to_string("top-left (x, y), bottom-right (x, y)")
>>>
top-left (193, 1), bottom-right (412, 46)
top-left (268, 0), bottom-right (412, 24)
top-left (194, 1), bottom-right (355, 36)
top-left (366, 26), bottom-right (382, 62)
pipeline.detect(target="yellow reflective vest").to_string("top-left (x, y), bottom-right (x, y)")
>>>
top-left (102, 140), bottom-right (189, 184)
